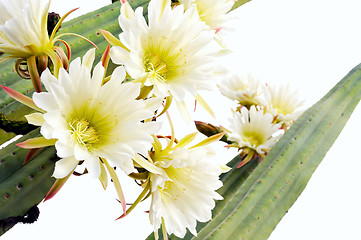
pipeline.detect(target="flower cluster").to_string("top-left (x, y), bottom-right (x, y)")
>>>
top-left (0, 0), bottom-right (236, 238)
top-left (219, 74), bottom-right (304, 167)
top-left (0, 0), bottom-right (303, 238)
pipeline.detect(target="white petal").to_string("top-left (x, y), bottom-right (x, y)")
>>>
top-left (82, 48), bottom-right (96, 70)
top-left (91, 62), bottom-right (105, 90)
top-left (40, 68), bottom-right (58, 91)
top-left (32, 92), bottom-right (58, 112)
top-left (68, 57), bottom-right (82, 77)
top-left (83, 155), bottom-right (101, 178)
top-left (108, 66), bottom-right (126, 84)
top-left (55, 141), bottom-right (74, 158)
top-left (120, 2), bottom-right (135, 20)
top-left (144, 97), bottom-right (163, 113)
top-left (40, 121), bottom-right (55, 139)
top-left (43, 111), bottom-right (67, 129)
top-left (53, 156), bottom-right (78, 179)
top-left (73, 144), bottom-right (90, 161)
top-left (110, 46), bottom-right (130, 65)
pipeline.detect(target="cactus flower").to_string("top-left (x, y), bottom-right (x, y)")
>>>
top-left (219, 74), bottom-right (263, 108)
top-left (26, 49), bottom-right (161, 178)
top-left (0, 0), bottom-right (95, 92)
top-left (263, 83), bottom-right (304, 126)
top-left (107, 0), bottom-right (216, 101)
top-left (180, 0), bottom-right (235, 32)
top-left (228, 105), bottom-right (282, 167)
top-left (130, 125), bottom-right (226, 238)
top-left (148, 145), bottom-right (224, 238)
top-left (0, 0), bottom-right (51, 60)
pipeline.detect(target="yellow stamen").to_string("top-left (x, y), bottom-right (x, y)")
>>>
top-left (144, 53), bottom-right (168, 82)
top-left (243, 131), bottom-right (265, 146)
top-left (159, 166), bottom-right (192, 203)
top-left (69, 119), bottom-right (99, 147)
top-left (273, 103), bottom-right (294, 116)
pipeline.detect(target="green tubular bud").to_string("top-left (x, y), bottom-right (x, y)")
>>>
top-left (194, 121), bottom-right (232, 144)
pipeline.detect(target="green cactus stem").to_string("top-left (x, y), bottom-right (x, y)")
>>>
top-left (0, 206), bottom-right (40, 235)
top-left (147, 62), bottom-right (361, 239)
top-left (0, 131), bottom-right (57, 236)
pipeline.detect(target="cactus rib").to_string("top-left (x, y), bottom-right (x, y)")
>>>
top-left (197, 63), bottom-right (361, 239)
top-left (0, 138), bottom-right (57, 223)
top-left (147, 62), bottom-right (361, 239)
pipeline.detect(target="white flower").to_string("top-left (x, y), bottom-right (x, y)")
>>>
top-left (228, 106), bottom-right (281, 157)
top-left (148, 146), bottom-right (223, 238)
top-left (263, 83), bottom-right (304, 125)
top-left (180, 0), bottom-right (235, 31)
top-left (27, 49), bottom-right (161, 178)
top-left (109, 0), bottom-right (215, 101)
top-left (219, 74), bottom-right (263, 107)
top-left (0, 0), bottom-right (51, 59)
top-left (132, 132), bottom-right (225, 238)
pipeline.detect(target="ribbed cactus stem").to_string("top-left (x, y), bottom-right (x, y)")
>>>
top-left (147, 62), bottom-right (361, 239)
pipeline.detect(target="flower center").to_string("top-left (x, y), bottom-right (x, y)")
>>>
top-left (159, 166), bottom-right (191, 204)
top-left (273, 102), bottom-right (293, 116)
top-left (243, 131), bottom-right (265, 147)
top-left (69, 119), bottom-right (99, 147)
top-left (144, 53), bottom-right (168, 83)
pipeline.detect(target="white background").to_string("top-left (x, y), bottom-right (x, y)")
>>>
top-left (3, 0), bottom-right (361, 239)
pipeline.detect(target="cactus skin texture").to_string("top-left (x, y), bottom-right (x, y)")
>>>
top-left (0, 147), bottom-right (56, 219)
top-left (0, 130), bottom-right (57, 235)
top-left (147, 62), bottom-right (361, 239)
